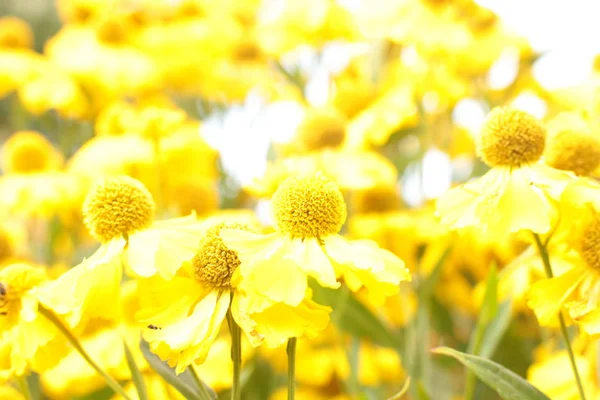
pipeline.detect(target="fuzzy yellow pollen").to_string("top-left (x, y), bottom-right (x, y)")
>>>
top-left (83, 176), bottom-right (155, 242)
top-left (544, 130), bottom-right (600, 176)
top-left (580, 215), bottom-right (600, 272)
top-left (2, 131), bottom-right (58, 174)
top-left (192, 223), bottom-right (245, 288)
top-left (296, 109), bottom-right (347, 153)
top-left (272, 174), bottom-right (347, 239)
top-left (477, 107), bottom-right (546, 168)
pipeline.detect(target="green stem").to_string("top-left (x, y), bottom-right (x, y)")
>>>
top-left (39, 307), bottom-right (132, 400)
top-left (227, 309), bottom-right (242, 400)
top-left (532, 233), bottom-right (587, 400)
top-left (189, 365), bottom-right (214, 400)
top-left (287, 337), bottom-right (297, 400)
top-left (17, 376), bottom-right (32, 400)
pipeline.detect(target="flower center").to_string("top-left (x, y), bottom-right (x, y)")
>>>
top-left (476, 107), bottom-right (546, 168)
top-left (580, 216), bottom-right (600, 271)
top-left (83, 176), bottom-right (156, 242)
top-left (192, 223), bottom-right (245, 288)
top-left (0, 17), bottom-right (33, 49)
top-left (95, 16), bottom-right (128, 45)
top-left (272, 174), bottom-right (347, 239)
top-left (0, 264), bottom-right (46, 318)
top-left (353, 185), bottom-right (401, 214)
top-left (545, 130), bottom-right (600, 176)
top-left (296, 109), bottom-right (347, 153)
top-left (2, 131), bottom-right (59, 174)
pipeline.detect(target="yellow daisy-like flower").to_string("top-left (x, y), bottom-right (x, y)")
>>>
top-left (0, 263), bottom-right (66, 377)
top-left (0, 131), bottom-right (84, 220)
top-left (543, 112), bottom-right (600, 177)
top-left (528, 179), bottom-right (600, 334)
top-left (222, 174), bottom-right (411, 308)
top-left (138, 222), bottom-right (330, 374)
top-left (436, 107), bottom-right (574, 239)
top-left (37, 176), bottom-right (211, 328)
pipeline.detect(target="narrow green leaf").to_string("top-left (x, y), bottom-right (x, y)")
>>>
top-left (416, 381), bottom-right (431, 400)
top-left (140, 339), bottom-right (204, 400)
top-left (418, 246), bottom-right (452, 301)
top-left (465, 265), bottom-right (498, 400)
top-left (386, 377), bottom-right (411, 400)
top-left (123, 339), bottom-right (149, 400)
top-left (479, 300), bottom-right (513, 359)
top-left (432, 347), bottom-right (550, 400)
top-left (468, 265), bottom-right (498, 355)
top-left (312, 284), bottom-right (401, 348)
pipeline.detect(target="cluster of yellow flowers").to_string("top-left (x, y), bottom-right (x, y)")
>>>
top-left (1, 0), bottom-right (600, 399)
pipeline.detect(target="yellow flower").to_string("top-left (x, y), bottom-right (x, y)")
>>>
top-left (528, 347), bottom-right (599, 400)
top-left (345, 84), bottom-right (418, 148)
top-left (18, 68), bottom-right (89, 120)
top-left (2, 131), bottom-right (63, 174)
top-left (0, 131), bottom-right (84, 219)
top-left (37, 177), bottom-right (211, 328)
top-left (0, 384), bottom-right (24, 400)
top-left (543, 112), bottom-right (600, 176)
top-left (0, 17), bottom-right (34, 50)
top-left (46, 20), bottom-right (161, 111)
top-left (223, 174), bottom-right (411, 308)
top-left (138, 222), bottom-right (330, 373)
top-left (528, 179), bottom-right (600, 333)
top-left (249, 150), bottom-right (398, 198)
top-left (436, 107), bottom-right (573, 239)
top-left (290, 108), bottom-right (347, 155)
top-left (40, 281), bottom-right (150, 399)
top-left (0, 263), bottom-right (65, 377)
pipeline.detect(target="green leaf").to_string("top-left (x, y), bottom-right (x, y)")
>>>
top-left (140, 339), bottom-right (206, 400)
top-left (386, 377), bottom-right (411, 400)
top-left (465, 265), bottom-right (498, 399)
top-left (468, 264), bottom-right (498, 355)
top-left (479, 300), bottom-right (513, 359)
top-left (418, 246), bottom-right (452, 302)
top-left (432, 347), bottom-right (550, 400)
top-left (312, 284), bottom-right (401, 348)
top-left (123, 339), bottom-right (148, 400)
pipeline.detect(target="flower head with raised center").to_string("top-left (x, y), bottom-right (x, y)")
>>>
top-left (2, 131), bottom-right (62, 174)
top-left (477, 106), bottom-right (546, 168)
top-left (436, 107), bottom-right (573, 239)
top-left (83, 176), bottom-right (156, 243)
top-left (294, 109), bottom-right (347, 153)
top-left (528, 179), bottom-right (600, 334)
top-left (192, 223), bottom-right (245, 288)
top-left (544, 130), bottom-right (600, 177)
top-left (579, 214), bottom-right (600, 272)
top-left (137, 220), bottom-right (331, 373)
top-left (272, 174), bottom-right (346, 241)
top-left (221, 173), bottom-right (410, 311)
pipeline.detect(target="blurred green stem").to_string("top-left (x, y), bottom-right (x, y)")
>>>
top-left (532, 233), bottom-right (587, 400)
top-left (17, 376), bottom-right (32, 400)
top-left (287, 337), bottom-right (297, 400)
top-left (227, 308), bottom-right (242, 400)
top-left (39, 307), bottom-right (132, 400)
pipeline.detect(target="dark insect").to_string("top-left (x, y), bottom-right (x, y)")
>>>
top-left (147, 324), bottom-right (161, 330)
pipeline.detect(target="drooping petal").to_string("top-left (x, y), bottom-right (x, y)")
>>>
top-left (286, 237), bottom-right (339, 288)
top-left (231, 291), bottom-right (331, 348)
top-left (144, 290), bottom-right (230, 375)
top-left (527, 266), bottom-right (588, 326)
